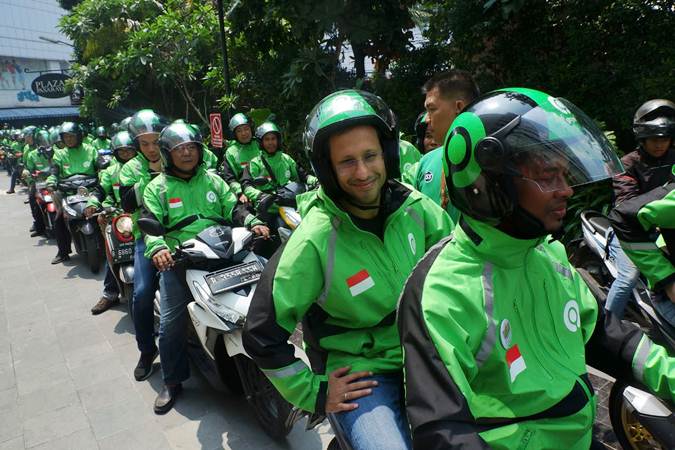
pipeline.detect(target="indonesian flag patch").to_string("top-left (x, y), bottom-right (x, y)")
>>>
top-left (346, 269), bottom-right (375, 297)
top-left (506, 344), bottom-right (526, 382)
top-left (168, 197), bottom-right (183, 209)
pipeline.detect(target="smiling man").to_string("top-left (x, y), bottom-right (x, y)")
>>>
top-left (398, 88), bottom-right (675, 450)
top-left (243, 90), bottom-right (453, 450)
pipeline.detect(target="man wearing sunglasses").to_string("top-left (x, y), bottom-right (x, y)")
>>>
top-left (243, 90), bottom-right (453, 450)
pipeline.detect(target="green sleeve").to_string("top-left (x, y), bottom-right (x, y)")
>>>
top-left (87, 167), bottom-right (113, 209)
top-left (242, 160), bottom-right (264, 203)
top-left (46, 152), bottom-right (62, 186)
top-left (638, 187), bottom-right (675, 230)
top-left (419, 195), bottom-right (455, 250)
top-left (203, 148), bottom-right (218, 170)
top-left (215, 175), bottom-right (237, 222)
top-left (142, 182), bottom-right (169, 259)
top-left (225, 148), bottom-right (242, 194)
top-left (632, 335), bottom-right (675, 403)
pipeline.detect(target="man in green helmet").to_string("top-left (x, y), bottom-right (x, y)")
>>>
top-left (243, 90), bottom-right (453, 450)
top-left (141, 122), bottom-right (269, 414)
top-left (91, 126), bottom-right (111, 151)
top-left (413, 70), bottom-right (480, 223)
top-left (25, 129), bottom-right (53, 237)
top-left (240, 121), bottom-right (317, 218)
top-left (398, 88), bottom-right (675, 449)
top-left (218, 112), bottom-right (260, 202)
top-left (47, 122), bottom-right (98, 264)
top-left (86, 130), bottom-right (137, 315)
top-left (119, 109), bottom-right (167, 382)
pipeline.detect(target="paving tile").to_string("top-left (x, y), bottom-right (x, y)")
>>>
top-left (17, 379), bottom-right (78, 420)
top-left (0, 437), bottom-right (24, 450)
top-left (97, 417), bottom-right (169, 450)
top-left (28, 428), bottom-right (98, 450)
top-left (57, 326), bottom-right (107, 354)
top-left (69, 354), bottom-right (126, 390)
top-left (11, 342), bottom-right (64, 373)
top-left (0, 387), bottom-right (18, 413)
top-left (0, 408), bottom-right (22, 444)
top-left (64, 341), bottom-right (114, 370)
top-left (14, 362), bottom-right (70, 397)
top-left (86, 396), bottom-right (153, 440)
top-left (22, 404), bottom-right (90, 448)
top-left (0, 363), bottom-right (16, 391)
top-left (77, 375), bottom-right (140, 413)
top-left (163, 411), bottom-right (234, 450)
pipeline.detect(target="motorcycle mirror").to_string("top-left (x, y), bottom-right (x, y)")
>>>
top-left (137, 217), bottom-right (165, 236)
top-left (252, 177), bottom-right (269, 187)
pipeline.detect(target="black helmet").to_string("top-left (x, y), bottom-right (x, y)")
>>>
top-left (303, 89), bottom-right (399, 200)
top-left (110, 131), bottom-right (136, 163)
top-left (443, 88), bottom-right (622, 230)
top-left (255, 122), bottom-right (282, 152)
top-left (632, 99), bottom-right (675, 141)
top-left (414, 111), bottom-right (429, 152)
top-left (59, 122), bottom-right (84, 147)
top-left (158, 122), bottom-right (203, 169)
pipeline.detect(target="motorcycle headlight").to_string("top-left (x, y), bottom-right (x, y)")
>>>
top-left (77, 186), bottom-right (88, 197)
top-left (279, 207), bottom-right (302, 230)
top-left (114, 215), bottom-right (134, 237)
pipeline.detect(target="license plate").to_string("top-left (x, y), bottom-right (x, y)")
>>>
top-left (205, 261), bottom-right (263, 295)
top-left (43, 195), bottom-right (52, 202)
top-left (113, 242), bottom-right (135, 263)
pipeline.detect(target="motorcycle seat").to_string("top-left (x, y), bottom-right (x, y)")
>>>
top-left (584, 211), bottom-right (612, 237)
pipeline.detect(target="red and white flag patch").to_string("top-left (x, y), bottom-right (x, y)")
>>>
top-left (506, 345), bottom-right (526, 382)
top-left (168, 197), bottom-right (183, 209)
top-left (346, 269), bottom-right (375, 297)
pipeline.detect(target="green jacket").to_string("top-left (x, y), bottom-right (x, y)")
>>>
top-left (220, 140), bottom-right (260, 195)
top-left (610, 181), bottom-right (675, 291)
top-left (119, 154), bottom-right (163, 239)
top-left (142, 165), bottom-right (259, 258)
top-left (25, 149), bottom-right (51, 185)
top-left (398, 217), bottom-right (675, 449)
top-left (241, 151), bottom-right (317, 204)
top-left (399, 139), bottom-right (421, 184)
top-left (87, 159), bottom-right (123, 209)
top-left (242, 181), bottom-right (454, 413)
top-left (91, 137), bottom-right (111, 151)
top-left (203, 147), bottom-right (219, 171)
top-left (46, 144), bottom-right (98, 187)
top-left (413, 146), bottom-right (461, 223)
top-left (21, 143), bottom-right (34, 165)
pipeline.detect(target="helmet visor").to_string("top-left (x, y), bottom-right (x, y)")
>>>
top-left (502, 98), bottom-right (623, 192)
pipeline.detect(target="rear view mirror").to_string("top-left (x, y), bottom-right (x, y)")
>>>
top-left (137, 217), bottom-right (165, 236)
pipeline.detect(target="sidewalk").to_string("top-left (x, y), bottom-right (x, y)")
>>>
top-left (0, 173), bottom-right (331, 450)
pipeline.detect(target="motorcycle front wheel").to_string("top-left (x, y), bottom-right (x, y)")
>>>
top-left (609, 381), bottom-right (667, 450)
top-left (235, 355), bottom-right (295, 440)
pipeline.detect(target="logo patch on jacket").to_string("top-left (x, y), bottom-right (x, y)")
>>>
top-left (169, 197), bottom-right (183, 209)
top-left (346, 269), bottom-right (375, 296)
top-left (506, 344), bottom-right (526, 382)
top-left (563, 300), bottom-right (580, 332)
top-left (408, 233), bottom-right (416, 255)
top-left (206, 191), bottom-right (217, 203)
top-left (423, 171), bottom-right (433, 182)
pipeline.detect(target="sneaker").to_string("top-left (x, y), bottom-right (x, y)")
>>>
top-left (91, 297), bottom-right (119, 315)
top-left (51, 254), bottom-right (71, 264)
top-left (134, 348), bottom-right (159, 381)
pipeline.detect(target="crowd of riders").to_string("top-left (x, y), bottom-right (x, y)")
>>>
top-left (1, 69), bottom-right (674, 450)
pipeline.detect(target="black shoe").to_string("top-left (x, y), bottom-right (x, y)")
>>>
top-left (134, 348), bottom-right (158, 381)
top-left (154, 383), bottom-right (182, 415)
top-left (51, 254), bottom-right (71, 264)
top-left (29, 224), bottom-right (36, 232)
top-left (30, 230), bottom-right (44, 237)
top-left (91, 297), bottom-right (119, 315)
top-left (6, 190), bottom-right (14, 194)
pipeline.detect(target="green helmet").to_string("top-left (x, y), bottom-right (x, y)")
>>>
top-left (303, 89), bottom-right (399, 199)
top-left (255, 122), bottom-right (282, 149)
top-left (59, 122), bottom-right (84, 147)
top-left (128, 109), bottom-right (165, 141)
top-left (49, 127), bottom-right (63, 146)
top-left (95, 126), bottom-right (107, 139)
top-left (159, 122), bottom-right (203, 169)
top-left (414, 111), bottom-right (429, 152)
top-left (110, 131), bottom-right (135, 163)
top-left (228, 113), bottom-right (252, 134)
top-left (34, 130), bottom-right (50, 148)
top-left (119, 117), bottom-right (132, 133)
top-left (443, 87), bottom-right (623, 231)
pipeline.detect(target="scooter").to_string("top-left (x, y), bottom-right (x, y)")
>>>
top-left (57, 174), bottom-right (104, 273)
top-left (138, 217), bottom-right (304, 439)
top-left (255, 180), bottom-right (307, 244)
top-left (570, 210), bottom-right (675, 450)
top-left (95, 207), bottom-right (135, 314)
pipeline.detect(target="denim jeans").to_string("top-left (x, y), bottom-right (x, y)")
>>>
top-left (132, 239), bottom-right (157, 354)
top-left (158, 267), bottom-right (191, 385)
top-left (605, 233), bottom-right (640, 318)
top-left (101, 260), bottom-right (120, 300)
top-left (332, 372), bottom-right (412, 450)
top-left (652, 291), bottom-right (675, 329)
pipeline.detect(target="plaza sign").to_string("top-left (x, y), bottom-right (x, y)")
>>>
top-left (30, 73), bottom-right (71, 99)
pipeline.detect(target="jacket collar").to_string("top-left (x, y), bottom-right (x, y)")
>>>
top-left (456, 216), bottom-right (546, 269)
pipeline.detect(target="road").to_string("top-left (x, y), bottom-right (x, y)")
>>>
top-left (0, 173), bottom-right (332, 450)
top-left (0, 172), bottom-right (621, 450)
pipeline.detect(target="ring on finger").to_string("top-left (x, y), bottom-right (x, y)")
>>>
top-left (343, 392), bottom-right (348, 402)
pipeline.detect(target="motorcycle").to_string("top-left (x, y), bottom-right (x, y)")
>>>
top-left (33, 172), bottom-right (57, 239)
top-left (138, 217), bottom-right (304, 439)
top-left (94, 207), bottom-right (135, 314)
top-left (569, 210), bottom-right (675, 450)
top-left (255, 180), bottom-right (306, 244)
top-left (56, 174), bottom-right (104, 273)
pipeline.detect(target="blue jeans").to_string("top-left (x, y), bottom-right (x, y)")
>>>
top-left (332, 373), bottom-right (411, 450)
top-left (158, 268), bottom-right (191, 385)
top-left (132, 239), bottom-right (157, 354)
top-left (101, 260), bottom-right (120, 300)
top-left (605, 234), bottom-right (640, 318)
